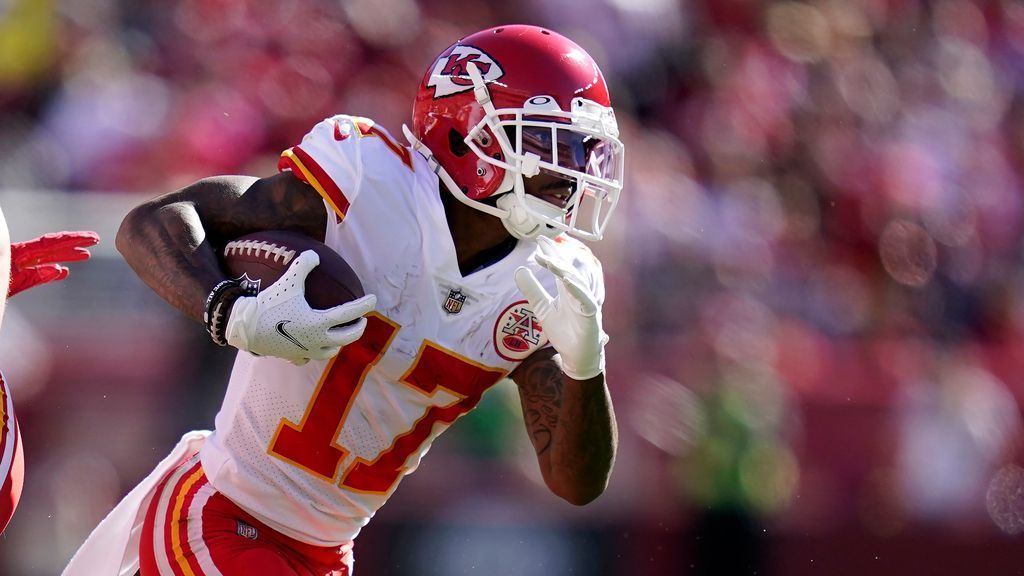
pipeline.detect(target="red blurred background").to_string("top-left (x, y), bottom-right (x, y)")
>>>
top-left (3, 0), bottom-right (1024, 574)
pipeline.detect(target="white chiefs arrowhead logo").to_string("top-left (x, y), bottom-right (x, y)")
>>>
top-left (493, 300), bottom-right (547, 361)
top-left (427, 45), bottom-right (505, 99)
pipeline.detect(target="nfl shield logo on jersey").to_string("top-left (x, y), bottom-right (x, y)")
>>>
top-left (443, 289), bottom-right (467, 314)
top-left (493, 300), bottom-right (547, 361)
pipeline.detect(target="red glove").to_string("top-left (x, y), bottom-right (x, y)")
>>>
top-left (8, 231), bottom-right (100, 297)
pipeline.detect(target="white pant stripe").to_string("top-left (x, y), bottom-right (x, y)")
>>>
top-left (186, 482), bottom-right (224, 576)
top-left (151, 453), bottom-right (201, 576)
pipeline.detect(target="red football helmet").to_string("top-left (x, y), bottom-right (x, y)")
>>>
top-left (406, 25), bottom-right (624, 241)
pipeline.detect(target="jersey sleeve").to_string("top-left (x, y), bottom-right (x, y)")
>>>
top-left (278, 115), bottom-right (365, 222)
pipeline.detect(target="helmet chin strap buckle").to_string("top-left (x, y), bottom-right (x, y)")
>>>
top-left (496, 192), bottom-right (561, 240)
top-left (496, 193), bottom-right (542, 239)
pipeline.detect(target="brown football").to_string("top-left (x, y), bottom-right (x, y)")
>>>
top-left (221, 230), bottom-right (364, 310)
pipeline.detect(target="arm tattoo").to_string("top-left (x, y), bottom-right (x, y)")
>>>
top-left (513, 350), bottom-right (617, 502)
top-left (518, 357), bottom-right (564, 455)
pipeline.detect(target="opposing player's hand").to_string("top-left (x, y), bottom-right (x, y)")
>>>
top-left (225, 250), bottom-right (376, 364)
top-left (514, 236), bottom-right (608, 380)
top-left (9, 231), bottom-right (100, 297)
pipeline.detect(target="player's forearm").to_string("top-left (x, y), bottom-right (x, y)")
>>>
top-left (547, 372), bottom-right (617, 505)
top-left (116, 195), bottom-right (228, 323)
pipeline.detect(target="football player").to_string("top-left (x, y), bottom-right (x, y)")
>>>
top-left (65, 25), bottom-right (624, 576)
top-left (0, 207), bottom-right (98, 535)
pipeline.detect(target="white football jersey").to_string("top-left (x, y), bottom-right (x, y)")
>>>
top-left (199, 115), bottom-right (605, 546)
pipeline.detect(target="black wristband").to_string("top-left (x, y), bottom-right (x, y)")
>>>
top-left (204, 280), bottom-right (238, 326)
top-left (204, 279), bottom-right (257, 346)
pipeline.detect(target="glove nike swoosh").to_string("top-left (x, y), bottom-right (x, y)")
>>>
top-left (276, 320), bottom-right (308, 351)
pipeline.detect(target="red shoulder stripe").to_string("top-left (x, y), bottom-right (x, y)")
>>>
top-left (279, 146), bottom-right (350, 222)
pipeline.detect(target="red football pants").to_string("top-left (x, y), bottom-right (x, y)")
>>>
top-left (140, 454), bottom-right (353, 576)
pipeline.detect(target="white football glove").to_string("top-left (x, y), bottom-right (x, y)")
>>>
top-left (225, 250), bottom-right (377, 364)
top-left (514, 236), bottom-right (608, 380)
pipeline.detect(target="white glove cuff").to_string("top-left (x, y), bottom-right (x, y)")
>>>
top-left (225, 296), bottom-right (258, 353)
top-left (557, 335), bottom-right (607, 381)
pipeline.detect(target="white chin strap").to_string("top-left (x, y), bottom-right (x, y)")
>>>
top-left (403, 123), bottom-right (557, 240)
top-left (496, 192), bottom-right (561, 240)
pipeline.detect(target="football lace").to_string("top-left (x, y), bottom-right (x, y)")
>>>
top-left (224, 239), bottom-right (298, 265)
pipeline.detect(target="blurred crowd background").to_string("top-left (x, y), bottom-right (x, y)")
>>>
top-left (2, 0), bottom-right (1024, 574)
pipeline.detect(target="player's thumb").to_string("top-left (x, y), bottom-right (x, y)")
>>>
top-left (324, 294), bottom-right (377, 325)
top-left (288, 250), bottom-right (321, 280)
top-left (514, 267), bottom-right (553, 315)
top-left (8, 264), bottom-right (68, 297)
top-left (326, 317), bottom-right (368, 347)
top-left (32, 264), bottom-right (69, 284)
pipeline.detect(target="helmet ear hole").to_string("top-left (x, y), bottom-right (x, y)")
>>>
top-left (448, 128), bottom-right (470, 157)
